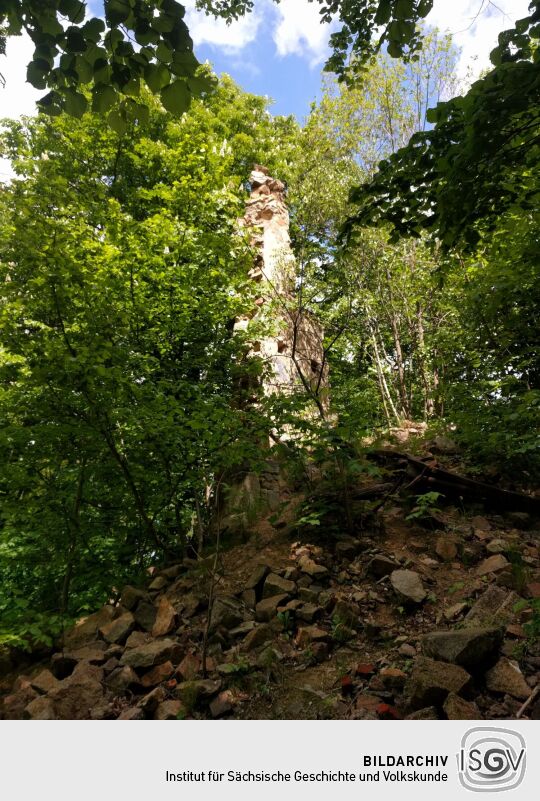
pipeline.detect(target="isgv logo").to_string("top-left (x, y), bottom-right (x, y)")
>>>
top-left (458, 727), bottom-right (526, 792)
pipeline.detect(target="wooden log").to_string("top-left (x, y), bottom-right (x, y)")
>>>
top-left (369, 449), bottom-right (540, 514)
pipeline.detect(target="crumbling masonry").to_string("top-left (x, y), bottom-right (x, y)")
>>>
top-left (235, 166), bottom-right (328, 402)
top-left (223, 168), bottom-right (328, 528)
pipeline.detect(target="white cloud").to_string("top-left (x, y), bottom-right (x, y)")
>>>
top-left (272, 0), bottom-right (333, 65)
top-left (429, 0), bottom-right (531, 80)
top-left (0, 33), bottom-right (40, 181)
top-left (183, 1), bottom-right (263, 52)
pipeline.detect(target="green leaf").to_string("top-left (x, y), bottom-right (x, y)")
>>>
top-left (188, 73), bottom-right (216, 97)
top-left (170, 50), bottom-right (198, 78)
top-left (160, 80), bottom-right (191, 114)
top-left (39, 16), bottom-right (64, 37)
top-left (82, 18), bottom-right (106, 44)
top-left (121, 78), bottom-right (141, 97)
top-left (75, 57), bottom-right (93, 84)
top-left (65, 27), bottom-right (88, 54)
top-left (27, 61), bottom-right (49, 90)
top-left (374, 1), bottom-right (392, 26)
top-left (107, 107), bottom-right (127, 134)
top-left (92, 84), bottom-right (118, 113)
top-left (59, 0), bottom-right (86, 24)
top-left (144, 63), bottom-right (171, 92)
top-left (105, 0), bottom-right (132, 27)
top-left (64, 89), bottom-right (88, 118)
top-left (153, 14), bottom-right (176, 33)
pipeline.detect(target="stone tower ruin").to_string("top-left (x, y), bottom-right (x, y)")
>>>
top-left (235, 166), bottom-right (328, 403)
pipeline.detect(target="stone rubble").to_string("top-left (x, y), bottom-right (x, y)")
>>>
top-left (2, 459), bottom-right (540, 722)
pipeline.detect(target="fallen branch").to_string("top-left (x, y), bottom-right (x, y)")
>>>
top-left (371, 450), bottom-right (540, 514)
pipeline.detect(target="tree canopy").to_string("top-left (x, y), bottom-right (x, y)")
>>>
top-left (0, 0), bottom-right (440, 123)
top-left (344, 0), bottom-right (540, 250)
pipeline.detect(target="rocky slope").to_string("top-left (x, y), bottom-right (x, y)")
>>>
top-left (2, 451), bottom-right (540, 721)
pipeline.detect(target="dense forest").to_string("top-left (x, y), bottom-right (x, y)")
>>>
top-left (0, 0), bottom-right (539, 721)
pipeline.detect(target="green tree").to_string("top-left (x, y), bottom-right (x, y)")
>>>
top-left (345, 1), bottom-right (540, 250)
top-left (0, 0), bottom-right (214, 125)
top-left (0, 78), bottom-right (295, 646)
top-left (0, 0), bottom-right (461, 120)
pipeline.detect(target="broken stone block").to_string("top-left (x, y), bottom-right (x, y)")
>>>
top-left (241, 589), bottom-right (257, 608)
top-left (29, 669), bottom-right (60, 695)
top-left (176, 653), bottom-right (201, 681)
top-left (262, 573), bottom-right (296, 598)
top-left (63, 605), bottom-right (116, 649)
top-left (209, 596), bottom-right (245, 632)
top-left (332, 599), bottom-right (361, 629)
top-left (298, 555), bottom-right (328, 578)
top-left (443, 602), bottom-right (468, 621)
top-left (138, 686), bottom-right (166, 715)
top-left (296, 602), bottom-right (323, 623)
top-left (244, 564), bottom-right (271, 592)
top-left (422, 627), bottom-right (503, 671)
top-left (241, 624), bottom-right (273, 652)
top-left (140, 661), bottom-right (174, 688)
top-left (154, 700), bottom-right (185, 720)
top-left (125, 631), bottom-right (151, 649)
top-left (295, 626), bottom-right (330, 649)
top-left (435, 537), bottom-right (458, 562)
top-left (398, 643), bottom-right (416, 658)
top-left (118, 706), bottom-right (144, 720)
top-left (24, 696), bottom-right (57, 720)
top-left (65, 641), bottom-right (108, 664)
top-left (255, 594), bottom-right (289, 622)
top-left (391, 570), bottom-right (426, 604)
top-left (476, 554), bottom-right (510, 576)
top-left (485, 658), bottom-right (531, 700)
top-left (405, 706), bottom-right (439, 720)
top-left (175, 679), bottom-right (221, 707)
top-left (380, 667), bottom-right (407, 692)
top-left (210, 690), bottom-right (235, 718)
top-left (443, 692), bottom-right (480, 720)
top-left (99, 611), bottom-right (135, 644)
top-left (120, 639), bottom-right (183, 670)
top-left (406, 657), bottom-right (471, 710)
top-left (465, 585), bottom-right (517, 626)
top-left (133, 601), bottom-right (157, 632)
top-left (48, 669), bottom-right (105, 720)
top-left (148, 575), bottom-right (168, 592)
top-left (368, 555), bottom-right (398, 578)
top-left (486, 539), bottom-right (510, 554)
top-left (106, 666), bottom-right (139, 694)
top-left (120, 585), bottom-right (148, 611)
top-left (298, 587), bottom-right (319, 603)
top-left (335, 539), bottom-right (360, 559)
top-left (152, 596), bottom-right (177, 637)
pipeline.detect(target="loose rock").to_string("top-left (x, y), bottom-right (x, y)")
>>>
top-left (391, 570), bottom-right (426, 604)
top-left (120, 639), bottom-right (182, 670)
top-left (485, 658), bottom-right (531, 700)
top-left (406, 657), bottom-right (471, 710)
top-left (422, 627), bottom-right (503, 671)
top-left (262, 573), bottom-right (296, 598)
top-left (443, 692), bottom-right (480, 720)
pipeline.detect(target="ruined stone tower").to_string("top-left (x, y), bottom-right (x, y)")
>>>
top-left (220, 168), bottom-right (329, 530)
top-left (235, 166), bottom-right (328, 402)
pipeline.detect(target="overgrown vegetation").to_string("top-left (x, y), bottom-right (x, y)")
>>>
top-left (0, 3), bottom-right (538, 649)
